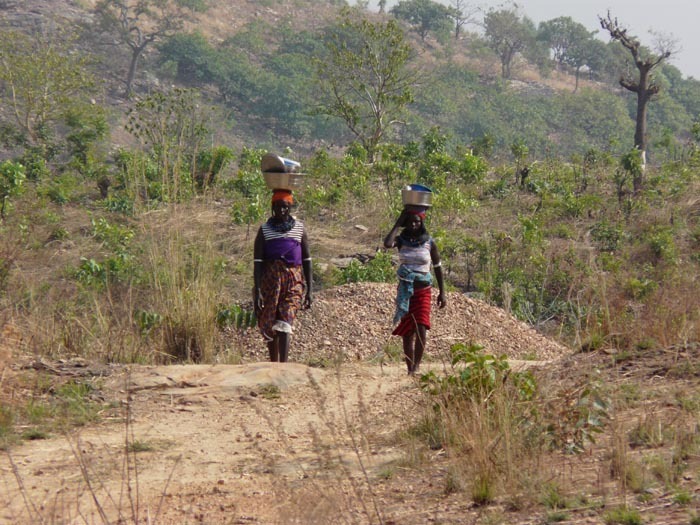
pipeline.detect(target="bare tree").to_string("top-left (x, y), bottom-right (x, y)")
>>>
top-left (448, 0), bottom-right (479, 40)
top-left (93, 0), bottom-right (199, 99)
top-left (599, 12), bottom-right (677, 189)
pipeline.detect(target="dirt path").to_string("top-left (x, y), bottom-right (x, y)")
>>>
top-left (1, 360), bottom-right (440, 524)
top-left (0, 284), bottom-right (577, 524)
top-left (2, 348), bottom-right (698, 525)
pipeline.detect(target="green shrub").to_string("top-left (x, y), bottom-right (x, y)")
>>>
top-left (603, 505), bottom-right (642, 525)
top-left (420, 343), bottom-right (514, 400)
top-left (457, 151), bottom-right (488, 183)
top-left (340, 251), bottom-right (395, 283)
top-left (624, 277), bottom-right (657, 300)
top-left (19, 150), bottom-right (51, 181)
top-left (591, 220), bottom-right (624, 252)
top-left (0, 160), bottom-right (26, 218)
top-left (134, 309), bottom-right (163, 336)
top-left (195, 145), bottom-right (235, 188)
top-left (647, 226), bottom-right (677, 262)
top-left (216, 303), bottom-right (256, 330)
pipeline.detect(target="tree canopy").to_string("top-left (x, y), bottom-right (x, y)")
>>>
top-left (390, 0), bottom-right (455, 42)
top-left (93, 0), bottom-right (203, 98)
top-left (0, 28), bottom-right (97, 147)
top-left (315, 11), bottom-right (418, 161)
top-left (484, 7), bottom-right (536, 79)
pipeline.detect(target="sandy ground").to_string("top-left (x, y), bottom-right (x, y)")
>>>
top-left (0, 285), bottom-right (574, 525)
top-left (2, 285), bottom-right (697, 524)
top-left (0, 360), bottom-right (449, 524)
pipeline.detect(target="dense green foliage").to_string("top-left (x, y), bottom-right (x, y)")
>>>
top-left (151, 6), bottom-right (700, 161)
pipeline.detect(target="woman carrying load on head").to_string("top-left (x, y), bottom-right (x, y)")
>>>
top-left (253, 189), bottom-right (313, 362)
top-left (384, 208), bottom-right (446, 375)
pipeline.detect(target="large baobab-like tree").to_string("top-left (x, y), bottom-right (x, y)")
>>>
top-left (599, 12), bottom-right (676, 190)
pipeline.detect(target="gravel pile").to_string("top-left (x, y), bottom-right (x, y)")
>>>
top-left (232, 282), bottom-right (572, 363)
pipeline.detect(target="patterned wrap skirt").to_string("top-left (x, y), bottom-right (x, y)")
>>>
top-left (392, 285), bottom-right (432, 337)
top-left (257, 260), bottom-right (304, 341)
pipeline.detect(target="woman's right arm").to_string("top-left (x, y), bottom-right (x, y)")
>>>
top-left (383, 210), bottom-right (408, 248)
top-left (253, 228), bottom-right (264, 309)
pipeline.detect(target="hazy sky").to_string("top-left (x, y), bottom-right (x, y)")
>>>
top-left (358, 0), bottom-right (700, 80)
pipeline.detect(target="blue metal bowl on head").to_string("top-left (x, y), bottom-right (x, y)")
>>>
top-left (402, 184), bottom-right (433, 207)
top-left (408, 183), bottom-right (432, 193)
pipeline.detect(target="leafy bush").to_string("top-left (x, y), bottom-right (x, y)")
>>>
top-left (591, 220), bottom-right (625, 252)
top-left (216, 304), bottom-right (256, 330)
top-left (340, 251), bottom-right (395, 283)
top-left (134, 310), bottom-right (163, 336)
top-left (195, 145), bottom-right (235, 188)
top-left (457, 151), bottom-right (488, 183)
top-left (158, 31), bottom-right (217, 83)
top-left (420, 343), bottom-right (535, 403)
top-left (647, 225), bottom-right (677, 262)
top-left (0, 160), bottom-right (26, 217)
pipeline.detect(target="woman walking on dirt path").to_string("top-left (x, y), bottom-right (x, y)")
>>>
top-left (384, 208), bottom-right (446, 375)
top-left (253, 189), bottom-right (313, 362)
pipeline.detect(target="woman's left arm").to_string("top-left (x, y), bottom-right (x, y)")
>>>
top-left (431, 240), bottom-right (447, 309)
top-left (301, 229), bottom-right (313, 309)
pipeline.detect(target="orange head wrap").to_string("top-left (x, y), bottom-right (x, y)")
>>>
top-left (406, 208), bottom-right (426, 220)
top-left (271, 189), bottom-right (293, 205)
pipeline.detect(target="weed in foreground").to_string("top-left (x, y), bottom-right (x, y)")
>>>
top-left (4, 372), bottom-right (180, 523)
top-left (471, 472), bottom-right (496, 506)
top-left (544, 511), bottom-right (570, 523)
top-left (412, 342), bottom-right (614, 511)
top-left (602, 505), bottom-right (643, 525)
top-left (243, 365), bottom-right (385, 524)
top-left (540, 482), bottom-right (570, 510)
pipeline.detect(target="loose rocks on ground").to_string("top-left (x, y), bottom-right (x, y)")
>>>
top-left (231, 282), bottom-right (571, 363)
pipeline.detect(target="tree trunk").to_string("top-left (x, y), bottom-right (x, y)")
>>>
top-left (632, 69), bottom-right (651, 193)
top-left (125, 44), bottom-right (147, 99)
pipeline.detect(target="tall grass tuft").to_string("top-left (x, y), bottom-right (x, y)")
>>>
top-left (416, 343), bottom-right (546, 503)
top-left (144, 212), bottom-right (223, 363)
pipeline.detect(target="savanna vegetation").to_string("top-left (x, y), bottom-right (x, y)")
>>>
top-left (1, 0), bottom-right (699, 523)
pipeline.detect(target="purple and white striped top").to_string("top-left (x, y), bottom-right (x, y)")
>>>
top-left (262, 220), bottom-right (305, 266)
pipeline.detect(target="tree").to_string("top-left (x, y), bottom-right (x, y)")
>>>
top-left (315, 11), bottom-right (418, 162)
top-left (157, 31), bottom-right (217, 84)
top-left (538, 17), bottom-right (596, 75)
top-left (483, 6), bottom-right (536, 79)
top-left (448, 0), bottom-right (479, 40)
top-left (573, 38), bottom-right (610, 84)
top-left (390, 0), bottom-right (454, 42)
top-left (599, 12), bottom-right (676, 187)
top-left (93, 0), bottom-right (204, 98)
top-left (564, 34), bottom-right (606, 92)
top-left (0, 28), bottom-right (97, 148)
